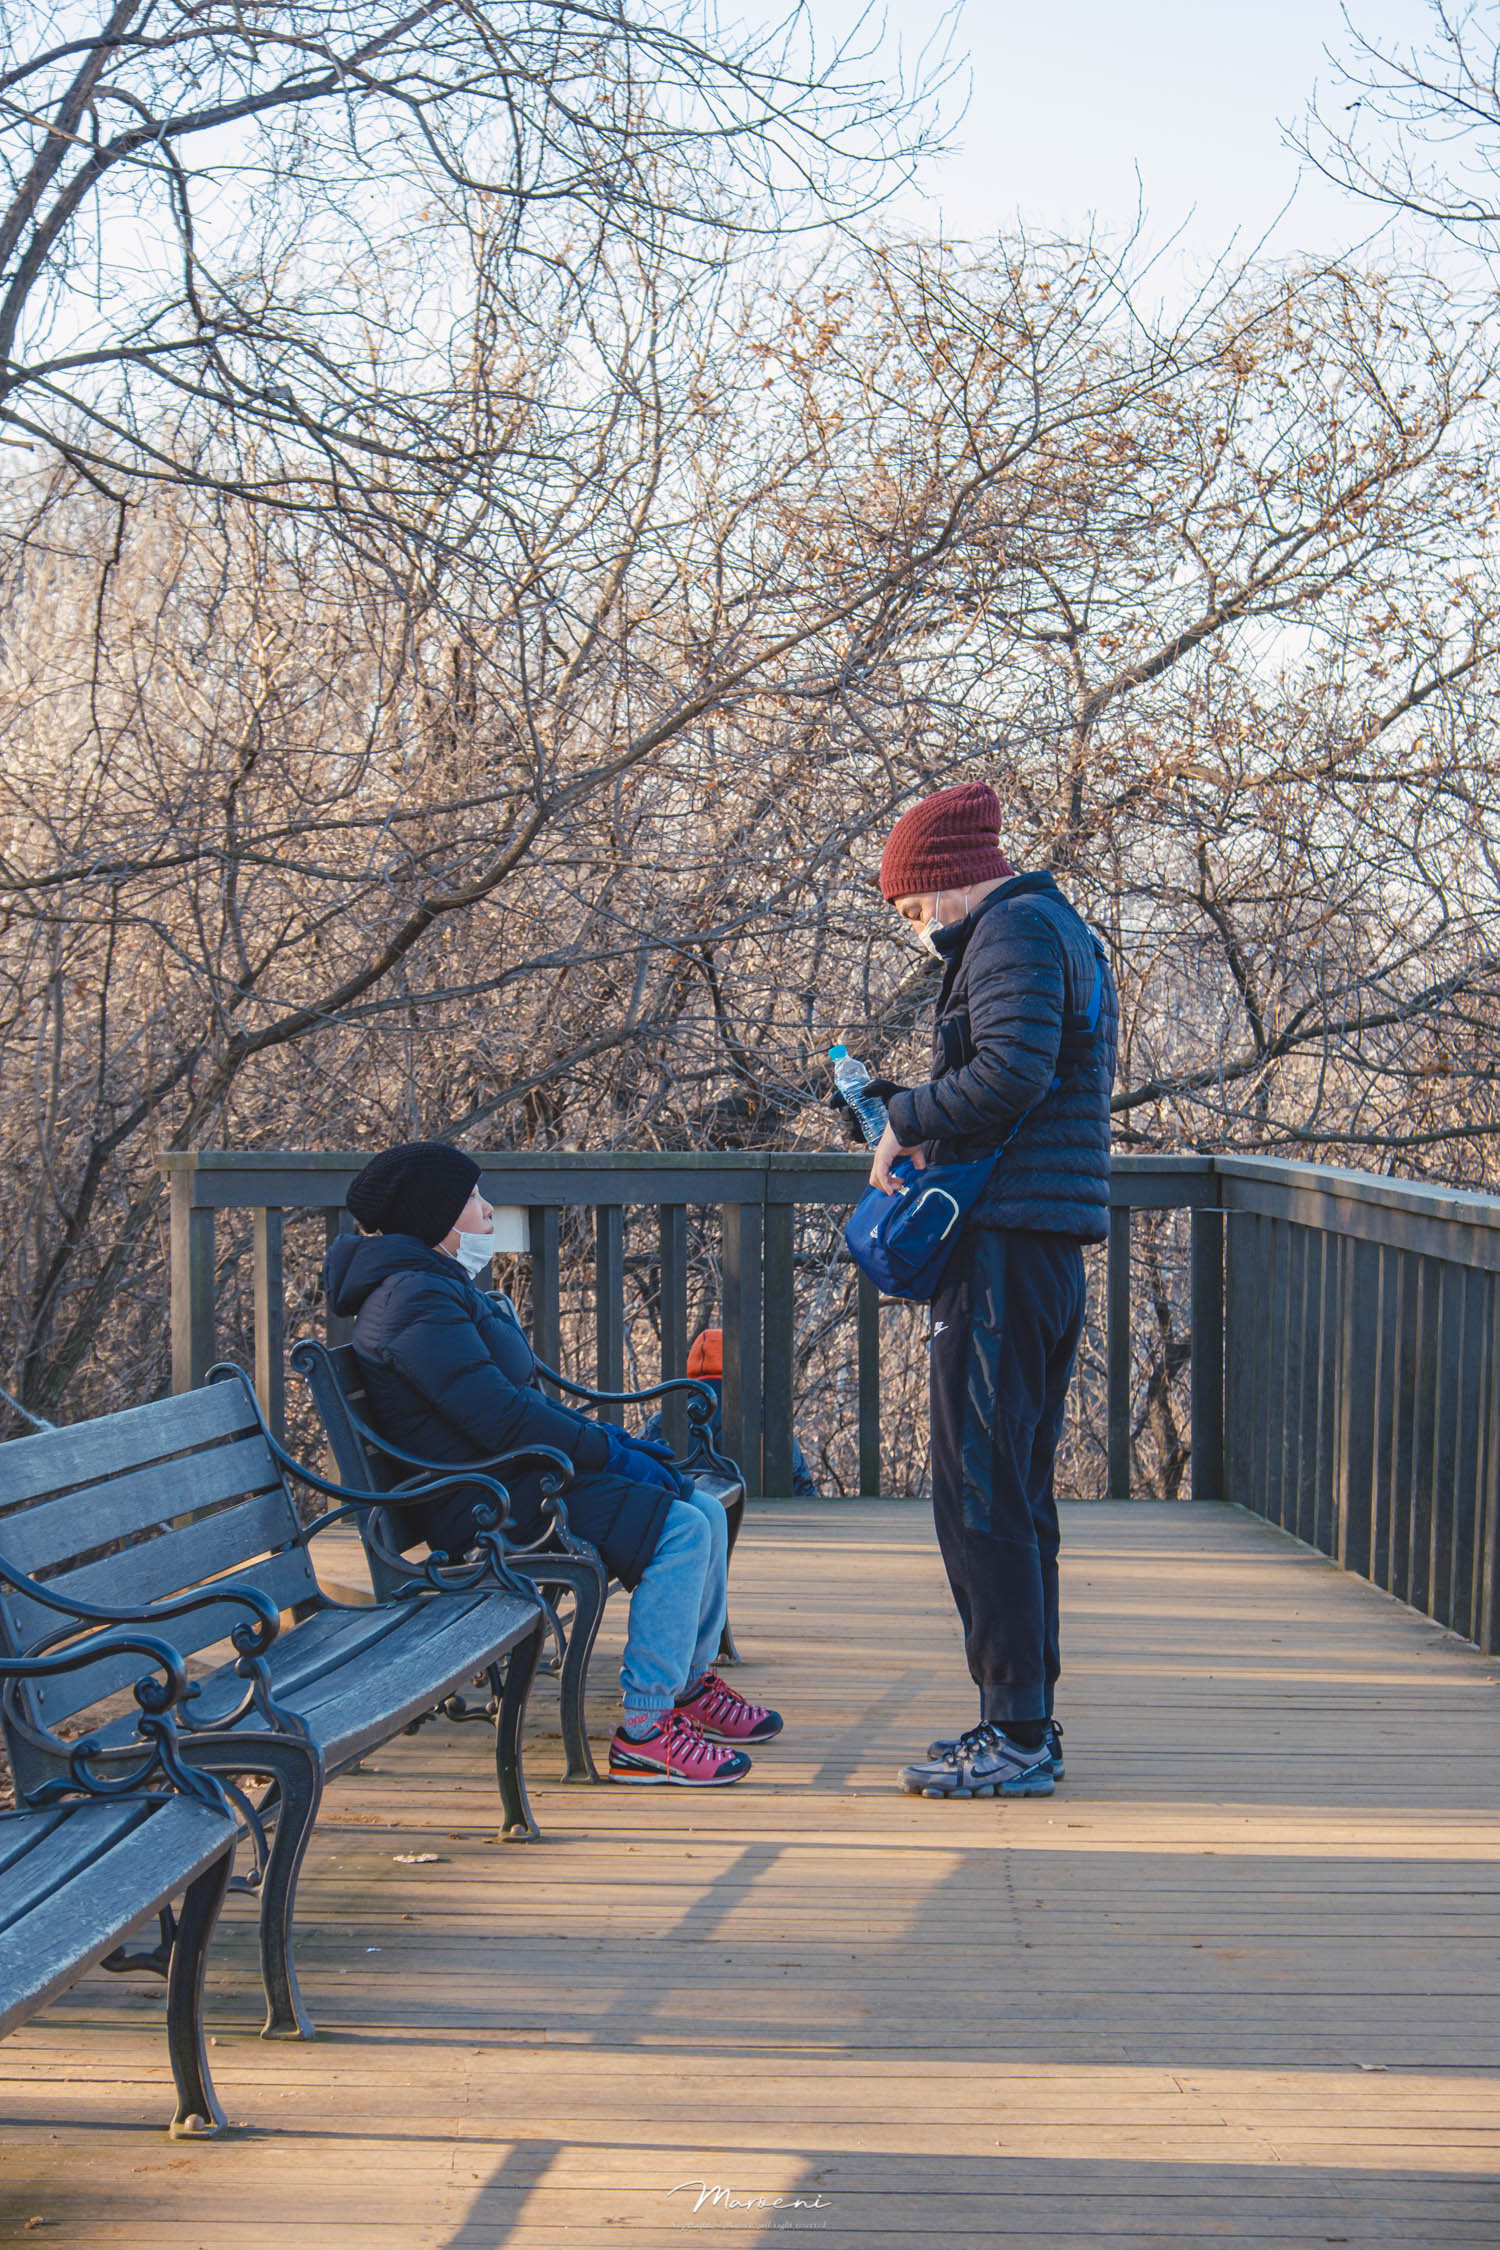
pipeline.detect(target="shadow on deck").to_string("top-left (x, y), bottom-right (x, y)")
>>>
top-left (1, 1500), bottom-right (1498, 2248)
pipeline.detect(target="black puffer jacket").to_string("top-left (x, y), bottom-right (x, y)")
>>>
top-left (885, 872), bottom-right (1118, 1243)
top-left (322, 1233), bottom-right (673, 1584)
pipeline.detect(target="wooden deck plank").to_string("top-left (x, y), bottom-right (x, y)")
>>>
top-left (2, 1499), bottom-right (1499, 2247)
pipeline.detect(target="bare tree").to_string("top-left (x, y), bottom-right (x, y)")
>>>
top-left (0, 1), bottom-right (944, 536)
top-left (1, 180), bottom-right (1496, 1507)
top-left (1301, 2), bottom-right (1500, 241)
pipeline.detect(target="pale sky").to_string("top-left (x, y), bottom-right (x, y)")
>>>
top-left (795, 0), bottom-right (1444, 271)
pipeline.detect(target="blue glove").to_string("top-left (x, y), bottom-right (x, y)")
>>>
top-left (630, 1435), bottom-right (679, 1464)
top-left (602, 1425), bottom-right (681, 1495)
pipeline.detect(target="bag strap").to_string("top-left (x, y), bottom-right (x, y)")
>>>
top-left (933, 924), bottom-right (1108, 1165)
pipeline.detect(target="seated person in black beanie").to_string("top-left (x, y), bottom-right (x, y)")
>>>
top-left (324, 1141), bottom-right (782, 1786)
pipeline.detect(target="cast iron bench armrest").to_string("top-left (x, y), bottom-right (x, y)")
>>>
top-left (310, 1390), bottom-right (577, 1497)
top-left (289, 1488), bottom-right (558, 1626)
top-left (298, 1380), bottom-right (591, 1564)
top-left (207, 1356), bottom-right (522, 1518)
top-left (2, 1541), bottom-right (298, 1744)
top-left (533, 1364), bottom-right (742, 1487)
top-left (310, 1395), bottom-right (590, 1562)
top-left (379, 1450), bottom-right (591, 1564)
top-left (536, 1367), bottom-right (715, 1411)
top-left (0, 1632), bottom-right (231, 1810)
top-left (207, 1368), bottom-right (561, 1617)
top-left (334, 1414), bottom-right (587, 1545)
top-left (381, 1486), bottom-right (591, 1570)
top-left (0, 1540), bottom-right (280, 1660)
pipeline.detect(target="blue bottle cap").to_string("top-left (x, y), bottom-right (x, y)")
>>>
top-left (828, 1044), bottom-right (848, 1060)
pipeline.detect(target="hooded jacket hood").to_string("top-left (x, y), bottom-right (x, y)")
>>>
top-left (323, 1230), bottom-right (459, 1319)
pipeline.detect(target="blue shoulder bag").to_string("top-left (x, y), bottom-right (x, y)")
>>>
top-left (844, 1151), bottom-right (1001, 1301)
top-left (844, 950), bottom-right (1104, 1303)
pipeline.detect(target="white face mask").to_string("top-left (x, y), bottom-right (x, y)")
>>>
top-left (915, 889), bottom-right (971, 960)
top-left (453, 1226), bottom-right (497, 1279)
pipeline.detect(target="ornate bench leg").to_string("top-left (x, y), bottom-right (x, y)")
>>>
top-left (166, 1850), bottom-right (233, 2138)
top-left (249, 1739), bottom-right (324, 2040)
top-left (186, 1734), bottom-right (323, 2041)
top-left (526, 1558), bottom-right (606, 1783)
top-left (493, 1622), bottom-right (543, 1842)
top-left (719, 1488), bottom-right (745, 1663)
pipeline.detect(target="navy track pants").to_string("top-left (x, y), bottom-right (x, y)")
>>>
top-left (928, 1225), bottom-right (1087, 1723)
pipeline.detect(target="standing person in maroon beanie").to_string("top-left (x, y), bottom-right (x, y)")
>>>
top-left (855, 782), bottom-right (1118, 1800)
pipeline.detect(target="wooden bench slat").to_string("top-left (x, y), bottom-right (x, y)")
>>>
top-left (0, 1384), bottom-right (254, 1513)
top-left (232, 1590), bottom-right (539, 1764)
top-left (0, 1800), bottom-right (71, 1876)
top-left (83, 1588), bottom-right (538, 1766)
top-left (1, 1491), bottom-right (306, 1652)
top-left (0, 1797), bottom-right (235, 2037)
top-left (0, 1796), bottom-right (158, 1923)
top-left (28, 1550), bottom-right (325, 1725)
top-left (0, 1433), bottom-right (286, 1577)
top-left (257, 1585), bottom-right (527, 1702)
top-left (0, 1799), bottom-right (96, 1880)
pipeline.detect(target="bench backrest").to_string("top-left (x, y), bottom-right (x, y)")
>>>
top-left (0, 1379), bottom-right (317, 1765)
top-left (290, 1340), bottom-right (414, 1600)
top-left (292, 1340), bottom-right (396, 1494)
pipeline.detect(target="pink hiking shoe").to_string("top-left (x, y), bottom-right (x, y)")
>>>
top-left (608, 1708), bottom-right (751, 1786)
top-left (674, 1669), bottom-right (783, 1744)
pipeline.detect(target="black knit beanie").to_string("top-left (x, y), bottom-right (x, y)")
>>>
top-left (345, 1141), bottom-right (481, 1246)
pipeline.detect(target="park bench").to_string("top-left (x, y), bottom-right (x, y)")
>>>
top-left (0, 1628), bottom-right (261, 2136)
top-left (0, 1368), bottom-right (547, 2044)
top-left (292, 1317), bottom-right (746, 1784)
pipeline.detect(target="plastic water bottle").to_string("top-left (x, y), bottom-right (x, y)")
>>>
top-left (829, 1045), bottom-right (889, 1148)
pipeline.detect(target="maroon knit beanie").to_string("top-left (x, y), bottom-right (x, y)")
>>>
top-left (878, 781), bottom-right (1014, 903)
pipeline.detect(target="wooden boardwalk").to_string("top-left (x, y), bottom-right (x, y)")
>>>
top-left (2, 1500), bottom-right (1499, 2249)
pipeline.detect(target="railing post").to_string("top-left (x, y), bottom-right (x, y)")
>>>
top-left (857, 1273), bottom-right (881, 1497)
top-left (531, 1206), bottom-right (561, 1371)
top-left (596, 1206), bottom-right (625, 1421)
top-left (658, 1203), bottom-right (689, 1455)
top-left (1190, 1207), bottom-right (1224, 1502)
top-left (762, 1202), bottom-right (795, 1495)
top-left (722, 1202), bottom-right (764, 1498)
top-left (169, 1160), bottom-right (215, 1393)
top-left (1478, 1272), bottom-right (1500, 1656)
top-left (1345, 1238), bottom-right (1382, 1579)
top-left (324, 1208), bottom-right (355, 1346)
top-left (252, 1207), bottom-right (286, 1439)
top-left (1107, 1204), bottom-right (1132, 1499)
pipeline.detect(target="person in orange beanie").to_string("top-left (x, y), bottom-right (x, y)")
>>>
top-left (645, 1329), bottom-right (822, 1497)
top-left (687, 1329), bottom-right (723, 1380)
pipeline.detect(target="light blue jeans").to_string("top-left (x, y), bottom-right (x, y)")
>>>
top-left (620, 1482), bottom-right (730, 1716)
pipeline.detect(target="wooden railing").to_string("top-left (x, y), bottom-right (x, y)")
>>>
top-left (159, 1148), bottom-right (1500, 1651)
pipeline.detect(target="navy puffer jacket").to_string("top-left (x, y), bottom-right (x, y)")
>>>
top-left (322, 1233), bottom-right (673, 1585)
top-left (885, 872), bottom-right (1118, 1243)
